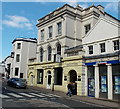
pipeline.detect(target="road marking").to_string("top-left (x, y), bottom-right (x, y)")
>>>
top-left (19, 93), bottom-right (35, 97)
top-left (0, 94), bottom-right (10, 98)
top-left (29, 93), bottom-right (44, 97)
top-left (7, 93), bottom-right (23, 98)
top-left (39, 93), bottom-right (53, 97)
top-left (47, 93), bottom-right (61, 97)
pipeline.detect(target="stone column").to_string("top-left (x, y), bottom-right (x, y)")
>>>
top-left (107, 64), bottom-right (113, 100)
top-left (51, 68), bottom-right (54, 91)
top-left (84, 66), bottom-right (88, 96)
top-left (94, 65), bottom-right (99, 98)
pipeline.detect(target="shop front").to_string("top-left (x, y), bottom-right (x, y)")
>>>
top-left (85, 59), bottom-right (120, 100)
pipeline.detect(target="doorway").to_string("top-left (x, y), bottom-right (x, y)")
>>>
top-left (69, 70), bottom-right (77, 95)
top-left (47, 71), bottom-right (51, 89)
top-left (30, 75), bottom-right (34, 86)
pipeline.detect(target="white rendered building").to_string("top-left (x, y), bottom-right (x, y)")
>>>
top-left (10, 38), bottom-right (37, 79)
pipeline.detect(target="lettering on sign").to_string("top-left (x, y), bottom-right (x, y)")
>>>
top-left (66, 63), bottom-right (78, 66)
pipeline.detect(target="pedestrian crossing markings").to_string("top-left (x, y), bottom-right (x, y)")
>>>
top-left (1, 92), bottom-right (61, 99)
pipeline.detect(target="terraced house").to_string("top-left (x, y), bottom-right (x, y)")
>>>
top-left (28, 4), bottom-right (120, 100)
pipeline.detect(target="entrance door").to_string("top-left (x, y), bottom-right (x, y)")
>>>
top-left (99, 65), bottom-right (108, 99)
top-left (69, 70), bottom-right (77, 95)
top-left (30, 75), bottom-right (34, 86)
top-left (47, 71), bottom-right (51, 89)
top-left (88, 78), bottom-right (95, 97)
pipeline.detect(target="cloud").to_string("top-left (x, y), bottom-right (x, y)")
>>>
top-left (105, 2), bottom-right (118, 12)
top-left (3, 15), bottom-right (33, 30)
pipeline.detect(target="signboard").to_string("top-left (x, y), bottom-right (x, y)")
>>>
top-left (114, 76), bottom-right (120, 94)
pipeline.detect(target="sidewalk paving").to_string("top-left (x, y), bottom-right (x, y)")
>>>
top-left (28, 86), bottom-right (120, 109)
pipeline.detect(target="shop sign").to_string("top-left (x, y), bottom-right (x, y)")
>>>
top-left (98, 61), bottom-right (107, 65)
top-left (114, 76), bottom-right (120, 94)
top-left (101, 76), bottom-right (107, 92)
top-left (66, 63), bottom-right (78, 66)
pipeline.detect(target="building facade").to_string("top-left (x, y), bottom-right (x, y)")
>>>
top-left (27, 4), bottom-right (118, 96)
top-left (5, 38), bottom-right (37, 79)
top-left (83, 17), bottom-right (120, 100)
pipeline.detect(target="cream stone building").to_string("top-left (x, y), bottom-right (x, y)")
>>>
top-left (27, 4), bottom-right (119, 96)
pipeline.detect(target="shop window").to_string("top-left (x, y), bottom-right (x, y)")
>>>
top-left (88, 45), bottom-right (93, 54)
top-left (100, 43), bottom-right (105, 53)
top-left (37, 69), bottom-right (44, 84)
top-left (85, 24), bottom-right (91, 34)
top-left (113, 40), bottom-right (119, 51)
top-left (112, 64), bottom-right (120, 98)
top-left (54, 68), bottom-right (63, 85)
top-left (15, 68), bottom-right (19, 76)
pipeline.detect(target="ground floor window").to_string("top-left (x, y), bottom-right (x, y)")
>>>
top-left (112, 64), bottom-right (120, 100)
top-left (20, 73), bottom-right (23, 78)
top-left (37, 69), bottom-right (44, 84)
top-left (54, 67), bottom-right (63, 85)
top-left (87, 66), bottom-right (95, 97)
top-left (15, 67), bottom-right (19, 76)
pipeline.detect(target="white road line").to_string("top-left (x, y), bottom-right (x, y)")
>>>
top-left (19, 93), bottom-right (35, 97)
top-left (7, 93), bottom-right (23, 98)
top-left (29, 93), bottom-right (44, 97)
top-left (47, 93), bottom-right (61, 97)
top-left (39, 93), bottom-right (53, 97)
top-left (0, 94), bottom-right (10, 98)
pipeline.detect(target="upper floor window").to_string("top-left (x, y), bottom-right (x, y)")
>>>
top-left (17, 43), bottom-right (21, 49)
top-left (48, 46), bottom-right (52, 61)
top-left (100, 43), bottom-right (105, 53)
top-left (113, 40), bottom-right (119, 51)
top-left (40, 47), bottom-right (43, 62)
top-left (57, 43), bottom-right (61, 55)
top-left (85, 24), bottom-right (91, 34)
top-left (88, 45), bottom-right (93, 54)
top-left (57, 22), bottom-right (62, 35)
top-left (48, 26), bottom-right (53, 38)
top-left (41, 29), bottom-right (44, 41)
top-left (16, 54), bottom-right (20, 62)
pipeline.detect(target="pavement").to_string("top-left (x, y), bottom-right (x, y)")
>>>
top-left (28, 86), bottom-right (120, 109)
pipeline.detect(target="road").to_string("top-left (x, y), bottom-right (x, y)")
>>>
top-left (1, 79), bottom-right (109, 109)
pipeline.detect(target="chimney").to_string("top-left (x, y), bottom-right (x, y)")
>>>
top-left (97, 5), bottom-right (104, 13)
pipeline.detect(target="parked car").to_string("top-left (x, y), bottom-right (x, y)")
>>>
top-left (7, 78), bottom-right (27, 89)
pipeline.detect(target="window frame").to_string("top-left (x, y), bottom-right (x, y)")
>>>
top-left (15, 67), bottom-right (19, 76)
top-left (40, 47), bottom-right (43, 62)
top-left (88, 45), bottom-right (93, 54)
top-left (48, 46), bottom-right (52, 61)
top-left (85, 24), bottom-right (91, 34)
top-left (16, 54), bottom-right (20, 62)
top-left (113, 40), bottom-right (119, 51)
top-left (17, 43), bottom-right (21, 49)
top-left (57, 43), bottom-right (61, 55)
top-left (100, 43), bottom-right (106, 53)
top-left (57, 22), bottom-right (62, 35)
top-left (48, 26), bottom-right (53, 38)
top-left (41, 29), bottom-right (44, 41)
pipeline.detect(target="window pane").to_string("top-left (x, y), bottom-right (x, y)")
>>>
top-left (16, 54), bottom-right (20, 62)
top-left (57, 22), bottom-right (62, 35)
top-left (17, 43), bottom-right (21, 49)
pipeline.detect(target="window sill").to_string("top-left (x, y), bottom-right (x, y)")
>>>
top-left (56, 34), bottom-right (62, 37)
top-left (47, 37), bottom-right (53, 40)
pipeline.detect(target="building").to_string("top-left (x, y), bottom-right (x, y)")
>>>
top-left (4, 38), bottom-right (37, 79)
top-left (83, 17), bottom-right (120, 100)
top-left (4, 56), bottom-right (13, 79)
top-left (27, 4), bottom-right (119, 96)
top-left (0, 61), bottom-right (5, 78)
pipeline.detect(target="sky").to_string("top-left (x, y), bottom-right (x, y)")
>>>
top-left (1, 1), bottom-right (120, 62)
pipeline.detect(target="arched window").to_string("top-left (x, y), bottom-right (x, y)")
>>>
top-left (48, 46), bottom-right (52, 61)
top-left (40, 47), bottom-right (43, 62)
top-left (57, 43), bottom-right (61, 55)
